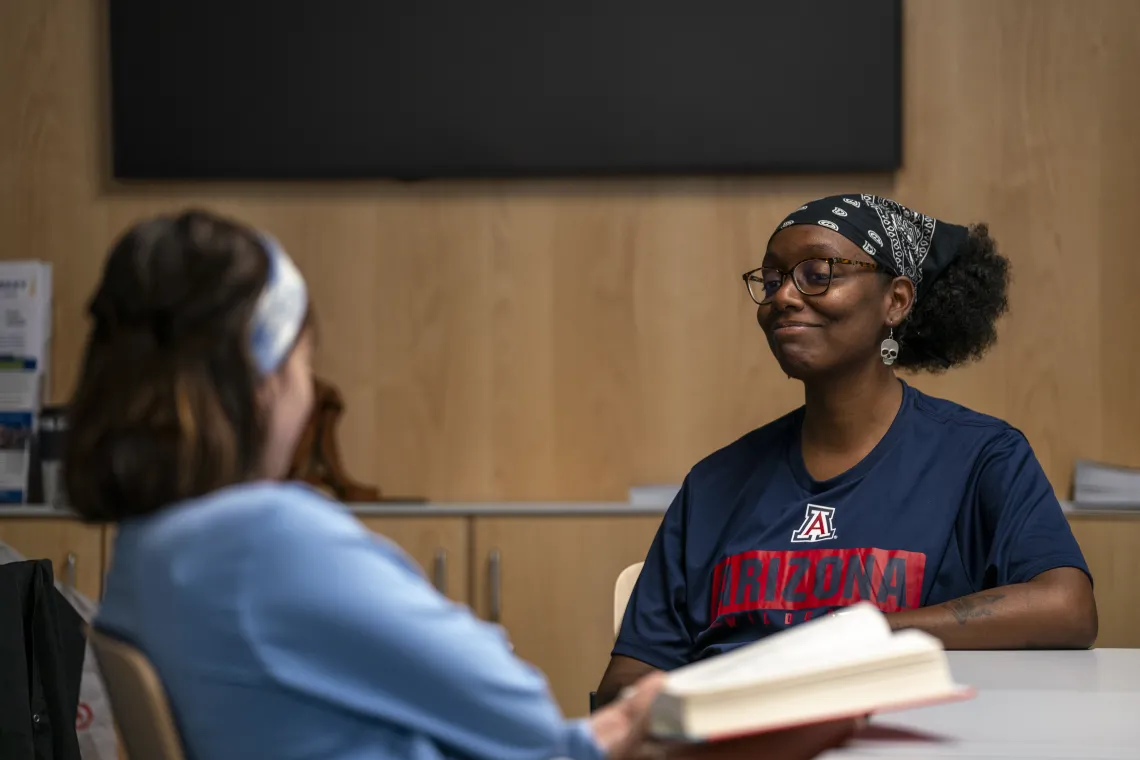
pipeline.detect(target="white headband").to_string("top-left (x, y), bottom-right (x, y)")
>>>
top-left (249, 234), bottom-right (308, 375)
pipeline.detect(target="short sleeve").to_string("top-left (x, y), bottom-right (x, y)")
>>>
top-left (611, 479), bottom-right (693, 671)
top-left (242, 499), bottom-right (602, 760)
top-left (963, 428), bottom-right (1092, 589)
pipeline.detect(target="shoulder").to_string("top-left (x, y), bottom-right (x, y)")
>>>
top-left (231, 485), bottom-right (430, 629)
top-left (134, 482), bottom-right (398, 570)
top-left (908, 386), bottom-right (1027, 445)
top-left (239, 482), bottom-right (363, 536)
top-left (688, 408), bottom-right (800, 482)
top-left (666, 409), bottom-right (800, 521)
top-left (226, 483), bottom-right (414, 570)
top-left (905, 386), bottom-right (1041, 477)
top-left (163, 481), bottom-right (363, 542)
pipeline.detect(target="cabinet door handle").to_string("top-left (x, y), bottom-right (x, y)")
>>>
top-left (432, 549), bottom-right (447, 594)
top-left (488, 549), bottom-right (502, 623)
top-left (64, 552), bottom-right (77, 590)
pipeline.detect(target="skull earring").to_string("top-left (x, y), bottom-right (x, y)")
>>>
top-left (880, 328), bottom-right (899, 366)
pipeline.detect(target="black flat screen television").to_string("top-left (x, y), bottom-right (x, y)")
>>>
top-left (108, 0), bottom-right (903, 180)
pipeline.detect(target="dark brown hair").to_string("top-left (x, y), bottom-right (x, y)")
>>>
top-left (894, 223), bottom-right (1011, 372)
top-left (64, 209), bottom-right (275, 522)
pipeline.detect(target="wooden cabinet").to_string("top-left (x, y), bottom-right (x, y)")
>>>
top-left (470, 515), bottom-right (662, 718)
top-left (358, 512), bottom-right (663, 717)
top-left (9, 509), bottom-right (1140, 726)
top-left (349, 512), bottom-right (663, 717)
top-left (357, 516), bottom-right (469, 604)
top-left (1069, 515), bottom-right (1140, 648)
top-left (0, 517), bottom-right (105, 600)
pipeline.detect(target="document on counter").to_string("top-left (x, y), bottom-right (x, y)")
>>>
top-left (0, 261), bottom-right (52, 504)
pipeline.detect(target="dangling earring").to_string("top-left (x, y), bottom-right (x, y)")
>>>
top-left (880, 327), bottom-right (899, 366)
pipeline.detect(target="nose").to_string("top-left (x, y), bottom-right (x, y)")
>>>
top-left (768, 272), bottom-right (804, 312)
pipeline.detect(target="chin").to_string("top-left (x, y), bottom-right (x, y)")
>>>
top-left (775, 359), bottom-right (816, 381)
top-left (768, 342), bottom-right (820, 380)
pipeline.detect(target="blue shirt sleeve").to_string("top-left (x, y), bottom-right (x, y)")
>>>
top-left (611, 479), bottom-right (693, 671)
top-left (240, 498), bottom-right (602, 760)
top-left (965, 428), bottom-right (1092, 589)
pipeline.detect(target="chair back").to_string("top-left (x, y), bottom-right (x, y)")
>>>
top-left (613, 562), bottom-right (644, 637)
top-left (89, 628), bottom-right (186, 760)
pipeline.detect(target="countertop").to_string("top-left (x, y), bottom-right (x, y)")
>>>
top-left (0, 501), bottom-right (673, 518)
top-left (0, 499), bottom-right (1136, 519)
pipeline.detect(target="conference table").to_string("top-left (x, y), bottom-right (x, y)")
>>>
top-left (826, 649), bottom-right (1140, 759)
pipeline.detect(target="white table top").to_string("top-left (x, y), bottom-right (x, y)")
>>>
top-left (826, 650), bottom-right (1140, 759)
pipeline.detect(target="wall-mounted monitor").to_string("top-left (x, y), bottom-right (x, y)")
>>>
top-left (108, 0), bottom-right (903, 180)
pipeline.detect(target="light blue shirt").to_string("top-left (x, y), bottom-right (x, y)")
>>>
top-left (97, 482), bottom-right (602, 760)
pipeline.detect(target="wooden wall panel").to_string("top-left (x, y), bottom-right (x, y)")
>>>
top-left (1, 1), bottom-right (1137, 501)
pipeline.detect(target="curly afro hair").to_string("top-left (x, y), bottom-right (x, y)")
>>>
top-left (894, 223), bottom-right (1010, 373)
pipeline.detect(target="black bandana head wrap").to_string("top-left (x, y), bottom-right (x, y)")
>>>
top-left (770, 194), bottom-right (970, 299)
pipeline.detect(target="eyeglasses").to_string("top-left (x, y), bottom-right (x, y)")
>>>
top-left (742, 257), bottom-right (880, 306)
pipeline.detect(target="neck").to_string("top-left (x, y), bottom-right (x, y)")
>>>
top-left (801, 363), bottom-right (903, 453)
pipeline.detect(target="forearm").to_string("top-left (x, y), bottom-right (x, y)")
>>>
top-left (884, 569), bottom-right (1097, 650)
top-left (596, 656), bottom-right (661, 709)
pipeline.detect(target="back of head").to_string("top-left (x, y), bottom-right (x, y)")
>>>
top-left (65, 210), bottom-right (271, 522)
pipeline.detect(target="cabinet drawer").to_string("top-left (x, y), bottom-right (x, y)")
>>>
top-left (358, 516), bottom-right (470, 604)
top-left (0, 517), bottom-right (106, 601)
top-left (471, 514), bottom-right (661, 717)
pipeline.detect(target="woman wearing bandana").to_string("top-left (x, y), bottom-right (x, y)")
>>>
top-left (596, 194), bottom-right (1097, 707)
top-left (69, 211), bottom-right (855, 760)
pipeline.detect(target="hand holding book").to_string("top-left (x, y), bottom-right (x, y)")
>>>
top-left (647, 602), bottom-right (972, 743)
top-left (594, 673), bottom-right (860, 760)
top-left (653, 717), bottom-right (860, 759)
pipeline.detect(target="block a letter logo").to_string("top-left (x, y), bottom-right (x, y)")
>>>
top-left (790, 504), bottom-right (837, 543)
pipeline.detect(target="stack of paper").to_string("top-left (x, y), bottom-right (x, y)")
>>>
top-left (628, 484), bottom-right (681, 508)
top-left (1072, 460), bottom-right (1140, 509)
top-left (0, 261), bottom-right (52, 505)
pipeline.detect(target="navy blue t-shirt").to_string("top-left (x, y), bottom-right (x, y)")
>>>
top-left (614, 381), bottom-right (1091, 671)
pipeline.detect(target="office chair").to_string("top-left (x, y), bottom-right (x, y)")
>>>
top-left (89, 629), bottom-right (186, 760)
top-left (589, 561), bottom-right (644, 713)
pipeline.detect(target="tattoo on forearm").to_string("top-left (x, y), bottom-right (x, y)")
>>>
top-left (945, 593), bottom-right (1006, 625)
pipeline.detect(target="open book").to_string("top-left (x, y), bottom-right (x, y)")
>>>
top-left (649, 602), bottom-right (974, 742)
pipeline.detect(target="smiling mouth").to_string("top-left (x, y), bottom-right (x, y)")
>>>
top-left (772, 322), bottom-right (821, 331)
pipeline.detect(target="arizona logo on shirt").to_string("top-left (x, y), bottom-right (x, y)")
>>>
top-left (790, 504), bottom-right (837, 543)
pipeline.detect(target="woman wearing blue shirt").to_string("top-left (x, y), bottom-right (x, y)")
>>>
top-left (65, 210), bottom-right (854, 760)
top-left (596, 194), bottom-right (1098, 706)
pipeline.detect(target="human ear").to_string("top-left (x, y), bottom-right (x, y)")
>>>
top-left (885, 276), bottom-right (914, 326)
